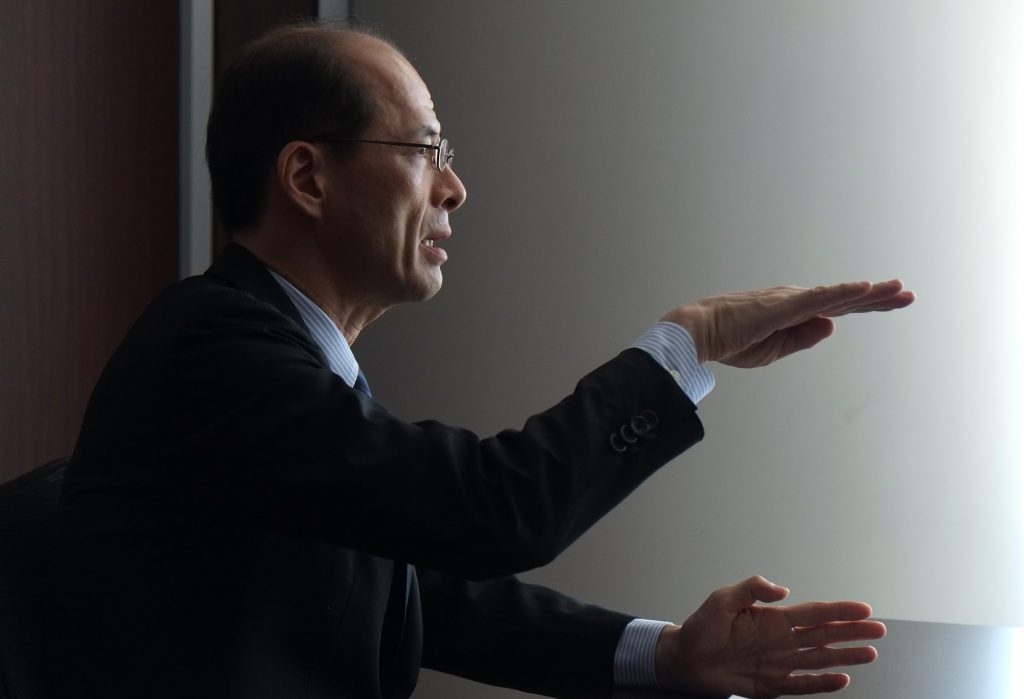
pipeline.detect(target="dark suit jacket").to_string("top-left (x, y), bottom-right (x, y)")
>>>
top-left (51, 244), bottom-right (704, 698)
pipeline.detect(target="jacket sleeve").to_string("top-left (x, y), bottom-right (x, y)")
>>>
top-left (73, 281), bottom-right (705, 582)
top-left (418, 568), bottom-right (634, 695)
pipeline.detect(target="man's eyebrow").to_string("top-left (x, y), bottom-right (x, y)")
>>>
top-left (421, 125), bottom-right (441, 140)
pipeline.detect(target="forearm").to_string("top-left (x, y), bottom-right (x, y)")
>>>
top-left (419, 570), bottom-right (632, 695)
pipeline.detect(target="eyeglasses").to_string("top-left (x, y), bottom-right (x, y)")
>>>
top-left (312, 136), bottom-right (454, 172)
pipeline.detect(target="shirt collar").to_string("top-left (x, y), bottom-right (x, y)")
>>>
top-left (267, 269), bottom-right (360, 387)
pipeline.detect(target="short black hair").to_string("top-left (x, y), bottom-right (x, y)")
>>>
top-left (206, 23), bottom-right (384, 232)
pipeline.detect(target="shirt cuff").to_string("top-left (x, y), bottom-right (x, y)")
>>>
top-left (613, 618), bottom-right (671, 688)
top-left (631, 321), bottom-right (716, 404)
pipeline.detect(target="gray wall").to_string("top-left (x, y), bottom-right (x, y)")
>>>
top-left (350, 2), bottom-right (1023, 696)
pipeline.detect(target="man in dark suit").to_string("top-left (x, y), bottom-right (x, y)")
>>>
top-left (53, 23), bottom-right (913, 699)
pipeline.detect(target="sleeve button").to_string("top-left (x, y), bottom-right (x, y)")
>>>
top-left (609, 433), bottom-right (628, 452)
top-left (640, 410), bottom-right (659, 429)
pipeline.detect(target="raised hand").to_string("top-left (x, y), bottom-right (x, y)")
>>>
top-left (660, 280), bottom-right (914, 367)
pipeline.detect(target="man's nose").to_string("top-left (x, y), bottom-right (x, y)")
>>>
top-left (437, 166), bottom-right (467, 212)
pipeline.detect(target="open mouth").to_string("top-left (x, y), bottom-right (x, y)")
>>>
top-left (421, 230), bottom-right (451, 249)
top-left (420, 235), bottom-right (448, 262)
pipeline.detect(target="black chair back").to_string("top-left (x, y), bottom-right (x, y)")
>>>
top-left (0, 458), bottom-right (69, 699)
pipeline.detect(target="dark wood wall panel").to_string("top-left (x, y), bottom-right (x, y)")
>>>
top-left (216, 0), bottom-right (318, 73)
top-left (0, 2), bottom-right (179, 481)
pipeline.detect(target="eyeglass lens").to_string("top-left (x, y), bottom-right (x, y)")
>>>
top-left (438, 138), bottom-right (454, 172)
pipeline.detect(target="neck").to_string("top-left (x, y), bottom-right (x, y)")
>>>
top-left (233, 232), bottom-right (389, 346)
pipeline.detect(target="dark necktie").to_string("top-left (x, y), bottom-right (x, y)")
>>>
top-left (352, 371), bottom-right (419, 688)
top-left (353, 370), bottom-right (372, 397)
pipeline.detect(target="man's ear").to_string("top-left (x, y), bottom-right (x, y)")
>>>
top-left (275, 141), bottom-right (327, 220)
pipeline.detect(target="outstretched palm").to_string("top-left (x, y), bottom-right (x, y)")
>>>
top-left (657, 577), bottom-right (886, 698)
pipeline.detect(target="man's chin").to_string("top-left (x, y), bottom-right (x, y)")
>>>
top-left (404, 273), bottom-right (443, 303)
top-left (420, 279), bottom-right (443, 301)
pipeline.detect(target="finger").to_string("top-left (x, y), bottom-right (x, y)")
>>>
top-left (710, 575), bottom-right (790, 613)
top-left (772, 672), bottom-right (851, 695)
top-left (723, 318), bottom-right (835, 368)
top-left (795, 620), bottom-right (887, 648)
top-left (820, 280), bottom-right (912, 317)
top-left (781, 282), bottom-right (874, 322)
top-left (774, 317), bottom-right (835, 357)
top-left (729, 283), bottom-right (872, 335)
top-left (794, 644), bottom-right (879, 671)
top-left (784, 600), bottom-right (874, 627)
top-left (841, 290), bottom-right (916, 314)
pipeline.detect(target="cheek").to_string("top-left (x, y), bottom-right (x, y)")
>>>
top-left (401, 197), bottom-right (430, 244)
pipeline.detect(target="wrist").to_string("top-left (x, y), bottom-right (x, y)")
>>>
top-left (653, 623), bottom-right (683, 689)
top-left (659, 307), bottom-right (707, 362)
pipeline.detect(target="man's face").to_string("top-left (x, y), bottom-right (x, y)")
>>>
top-left (318, 37), bottom-right (467, 309)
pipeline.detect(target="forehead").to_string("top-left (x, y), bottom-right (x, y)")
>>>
top-left (337, 33), bottom-right (439, 136)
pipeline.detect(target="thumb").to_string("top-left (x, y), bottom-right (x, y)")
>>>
top-left (718, 575), bottom-right (790, 612)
